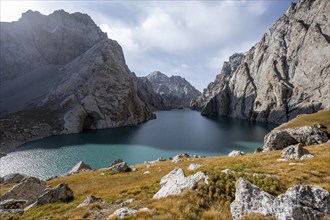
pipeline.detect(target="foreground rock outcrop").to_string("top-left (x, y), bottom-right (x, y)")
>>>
top-left (153, 168), bottom-right (208, 199)
top-left (191, 0), bottom-right (330, 123)
top-left (231, 178), bottom-right (330, 220)
top-left (263, 125), bottom-right (328, 151)
top-left (0, 175), bottom-right (73, 214)
top-left (0, 10), bottom-right (155, 153)
top-left (65, 161), bottom-right (92, 175)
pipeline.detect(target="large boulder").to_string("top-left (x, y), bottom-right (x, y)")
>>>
top-left (281, 143), bottom-right (310, 160)
top-left (230, 178), bottom-right (275, 220)
top-left (30, 183), bottom-right (73, 208)
top-left (230, 179), bottom-right (330, 220)
top-left (263, 125), bottom-right (329, 151)
top-left (274, 185), bottom-right (330, 220)
top-left (153, 168), bottom-right (208, 199)
top-left (65, 161), bottom-right (92, 175)
top-left (0, 177), bottom-right (49, 206)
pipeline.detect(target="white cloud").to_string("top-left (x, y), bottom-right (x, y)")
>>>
top-left (0, 1), bottom-right (293, 91)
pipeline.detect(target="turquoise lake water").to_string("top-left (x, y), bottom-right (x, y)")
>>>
top-left (0, 109), bottom-right (276, 179)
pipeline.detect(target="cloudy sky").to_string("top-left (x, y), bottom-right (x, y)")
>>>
top-left (1, 0), bottom-right (295, 91)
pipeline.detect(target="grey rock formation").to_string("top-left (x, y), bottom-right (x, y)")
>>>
top-left (231, 178), bottom-right (330, 220)
top-left (221, 169), bottom-right (236, 175)
top-left (228, 150), bottom-right (245, 157)
top-left (191, 0), bottom-right (330, 123)
top-left (108, 207), bottom-right (150, 219)
top-left (1, 173), bottom-right (28, 184)
top-left (153, 167), bottom-right (208, 199)
top-left (0, 10), bottom-right (155, 153)
top-left (263, 125), bottom-right (328, 151)
top-left (26, 183), bottom-right (73, 210)
top-left (281, 143), bottom-right (310, 160)
top-left (145, 71), bottom-right (201, 109)
top-left (65, 161), bottom-right (92, 175)
top-left (230, 178), bottom-right (275, 220)
top-left (274, 185), bottom-right (330, 220)
top-left (0, 177), bottom-right (49, 206)
top-left (0, 199), bottom-right (27, 209)
top-left (106, 162), bottom-right (131, 172)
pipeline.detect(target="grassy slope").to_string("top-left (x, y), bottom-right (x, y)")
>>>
top-left (2, 110), bottom-right (330, 220)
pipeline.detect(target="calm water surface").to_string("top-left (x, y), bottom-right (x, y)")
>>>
top-left (0, 110), bottom-right (276, 179)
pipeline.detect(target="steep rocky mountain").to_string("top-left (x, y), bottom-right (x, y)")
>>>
top-left (145, 71), bottom-right (201, 109)
top-left (0, 10), bottom-right (155, 153)
top-left (191, 0), bottom-right (330, 123)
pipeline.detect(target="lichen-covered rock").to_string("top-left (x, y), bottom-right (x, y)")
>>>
top-left (228, 150), bottom-right (245, 157)
top-left (274, 185), bottom-right (330, 220)
top-left (108, 207), bottom-right (137, 219)
top-left (191, 0), bottom-right (330, 123)
top-left (106, 162), bottom-right (131, 172)
top-left (65, 161), bottom-right (92, 175)
top-left (0, 177), bottom-right (48, 206)
top-left (153, 168), bottom-right (208, 199)
top-left (0, 199), bottom-right (27, 209)
top-left (281, 143), bottom-right (310, 160)
top-left (230, 178), bottom-right (275, 220)
top-left (230, 179), bottom-right (330, 220)
top-left (77, 195), bottom-right (103, 208)
top-left (263, 125), bottom-right (329, 151)
top-left (1, 173), bottom-right (28, 184)
top-left (33, 183), bottom-right (73, 207)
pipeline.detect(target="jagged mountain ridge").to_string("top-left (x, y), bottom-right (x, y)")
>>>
top-left (191, 0), bottom-right (330, 123)
top-left (145, 71), bottom-right (201, 109)
top-left (0, 10), bottom-right (155, 153)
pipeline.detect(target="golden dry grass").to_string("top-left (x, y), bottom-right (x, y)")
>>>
top-left (1, 110), bottom-right (330, 219)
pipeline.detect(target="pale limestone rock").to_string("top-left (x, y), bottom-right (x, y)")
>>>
top-left (188, 164), bottom-right (202, 171)
top-left (281, 143), bottom-right (310, 160)
top-left (221, 169), bottom-right (236, 175)
top-left (153, 168), bottom-right (208, 199)
top-left (106, 162), bottom-right (131, 172)
top-left (108, 207), bottom-right (137, 219)
top-left (230, 178), bottom-right (275, 220)
top-left (65, 161), bottom-right (92, 175)
top-left (228, 150), bottom-right (245, 157)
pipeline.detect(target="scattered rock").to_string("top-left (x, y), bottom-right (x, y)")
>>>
top-left (143, 171), bottom-right (150, 175)
top-left (121, 198), bottom-right (134, 207)
top-left (0, 199), bottom-right (27, 209)
top-left (108, 207), bottom-right (137, 219)
top-left (77, 195), bottom-right (103, 208)
top-left (230, 179), bottom-right (330, 220)
top-left (156, 157), bottom-right (167, 162)
top-left (106, 162), bottom-right (131, 172)
top-left (109, 159), bottom-right (123, 167)
top-left (228, 150), bottom-right (245, 157)
top-left (2, 173), bottom-right (28, 184)
top-left (274, 185), bottom-right (330, 220)
top-left (153, 168), bottom-right (208, 199)
top-left (281, 143), bottom-right (310, 160)
top-left (300, 154), bottom-right (315, 160)
top-left (188, 164), bottom-right (202, 171)
top-left (289, 163), bottom-right (304, 166)
top-left (65, 161), bottom-right (92, 175)
top-left (254, 147), bottom-right (263, 153)
top-left (0, 209), bottom-right (24, 215)
top-left (230, 178), bottom-right (275, 220)
top-left (221, 169), bottom-right (236, 175)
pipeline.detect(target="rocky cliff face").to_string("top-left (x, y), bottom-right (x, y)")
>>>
top-left (145, 71), bottom-right (201, 109)
top-left (0, 10), bottom-right (155, 153)
top-left (191, 0), bottom-right (330, 123)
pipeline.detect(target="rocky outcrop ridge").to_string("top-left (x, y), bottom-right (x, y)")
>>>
top-left (144, 71), bottom-right (201, 109)
top-left (231, 178), bottom-right (330, 220)
top-left (191, 0), bottom-right (330, 123)
top-left (0, 10), bottom-right (155, 153)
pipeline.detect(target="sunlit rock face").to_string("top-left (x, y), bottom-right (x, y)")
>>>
top-left (191, 0), bottom-right (330, 123)
top-left (0, 10), bottom-right (155, 152)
